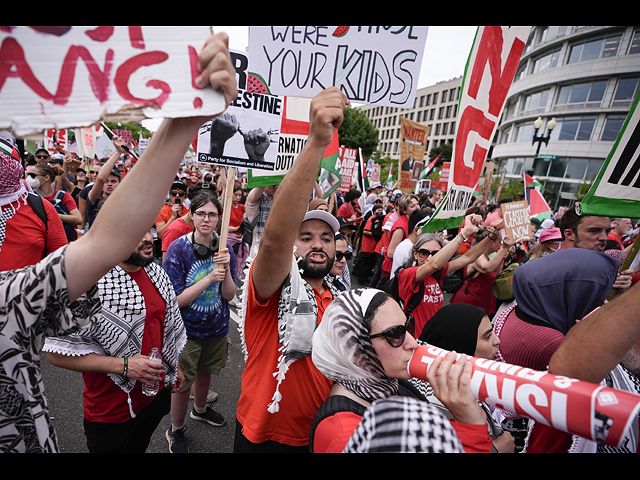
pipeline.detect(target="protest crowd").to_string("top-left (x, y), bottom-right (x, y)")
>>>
top-left (2, 28), bottom-right (640, 455)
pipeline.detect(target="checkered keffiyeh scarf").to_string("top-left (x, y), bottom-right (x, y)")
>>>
top-left (343, 396), bottom-right (465, 453)
top-left (0, 139), bottom-right (27, 251)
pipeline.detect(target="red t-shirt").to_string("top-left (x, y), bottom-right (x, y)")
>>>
top-left (0, 196), bottom-right (68, 271)
top-left (229, 203), bottom-right (245, 230)
top-left (236, 264), bottom-right (333, 446)
top-left (396, 264), bottom-right (449, 338)
top-left (161, 218), bottom-right (194, 252)
top-left (360, 216), bottom-right (378, 254)
top-left (82, 268), bottom-right (166, 423)
top-left (155, 203), bottom-right (188, 226)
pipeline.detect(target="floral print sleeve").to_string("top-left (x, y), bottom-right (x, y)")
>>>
top-left (0, 246), bottom-right (101, 453)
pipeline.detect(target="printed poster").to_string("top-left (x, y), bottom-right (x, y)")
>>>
top-left (398, 117), bottom-right (429, 193)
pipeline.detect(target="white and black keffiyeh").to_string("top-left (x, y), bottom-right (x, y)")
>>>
top-left (343, 396), bottom-right (465, 453)
top-left (43, 262), bottom-right (186, 417)
top-left (312, 288), bottom-right (399, 405)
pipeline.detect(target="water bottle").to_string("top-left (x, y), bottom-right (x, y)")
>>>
top-left (142, 347), bottom-right (163, 396)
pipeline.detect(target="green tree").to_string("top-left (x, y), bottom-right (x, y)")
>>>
top-left (428, 144), bottom-right (452, 168)
top-left (338, 106), bottom-right (380, 159)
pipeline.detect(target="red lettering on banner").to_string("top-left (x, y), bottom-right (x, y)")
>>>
top-left (85, 26), bottom-right (145, 49)
top-left (467, 26), bottom-right (525, 117)
top-left (452, 106), bottom-right (495, 187)
top-left (114, 51), bottom-right (171, 107)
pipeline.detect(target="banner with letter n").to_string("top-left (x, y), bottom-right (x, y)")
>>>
top-left (577, 92), bottom-right (640, 218)
top-left (419, 26), bottom-right (531, 233)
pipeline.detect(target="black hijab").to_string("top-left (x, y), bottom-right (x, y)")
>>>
top-left (419, 304), bottom-right (487, 356)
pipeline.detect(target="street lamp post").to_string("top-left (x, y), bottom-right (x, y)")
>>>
top-left (529, 116), bottom-right (557, 176)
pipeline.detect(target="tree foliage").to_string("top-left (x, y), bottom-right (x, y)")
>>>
top-left (337, 106), bottom-right (380, 159)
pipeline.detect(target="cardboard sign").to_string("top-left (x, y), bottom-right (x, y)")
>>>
top-left (398, 117), bottom-right (429, 193)
top-left (0, 26), bottom-right (226, 137)
top-left (248, 26), bottom-right (428, 108)
top-left (500, 200), bottom-right (531, 243)
top-left (422, 26), bottom-right (531, 233)
top-left (197, 50), bottom-right (282, 170)
top-left (409, 344), bottom-right (640, 448)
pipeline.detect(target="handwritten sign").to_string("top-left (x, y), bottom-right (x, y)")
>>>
top-left (500, 200), bottom-right (532, 243)
top-left (248, 26), bottom-right (428, 108)
top-left (409, 344), bottom-right (640, 448)
top-left (197, 50), bottom-right (282, 170)
top-left (0, 26), bottom-right (226, 137)
top-left (398, 117), bottom-right (429, 193)
top-left (421, 26), bottom-right (531, 233)
top-left (338, 147), bottom-right (358, 193)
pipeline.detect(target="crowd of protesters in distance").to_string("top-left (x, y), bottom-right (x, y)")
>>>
top-left (1, 31), bottom-right (639, 454)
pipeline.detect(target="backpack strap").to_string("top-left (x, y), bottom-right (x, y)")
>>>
top-left (26, 192), bottom-right (48, 229)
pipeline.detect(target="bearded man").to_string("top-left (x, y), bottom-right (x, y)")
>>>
top-left (44, 229), bottom-right (187, 453)
top-left (234, 88), bottom-right (347, 453)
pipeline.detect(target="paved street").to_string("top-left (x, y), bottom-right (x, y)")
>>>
top-left (41, 260), bottom-right (443, 453)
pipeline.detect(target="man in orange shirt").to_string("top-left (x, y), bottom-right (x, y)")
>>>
top-left (234, 88), bottom-right (347, 453)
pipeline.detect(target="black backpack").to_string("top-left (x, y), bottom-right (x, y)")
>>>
top-left (369, 213), bottom-right (384, 242)
top-left (440, 256), bottom-right (474, 294)
top-left (384, 266), bottom-right (441, 323)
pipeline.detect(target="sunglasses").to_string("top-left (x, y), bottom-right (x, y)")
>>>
top-left (171, 190), bottom-right (186, 197)
top-left (417, 248), bottom-right (440, 258)
top-left (335, 250), bottom-right (352, 262)
top-left (369, 316), bottom-right (415, 348)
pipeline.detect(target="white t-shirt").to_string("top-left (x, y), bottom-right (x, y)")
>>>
top-left (391, 238), bottom-right (414, 278)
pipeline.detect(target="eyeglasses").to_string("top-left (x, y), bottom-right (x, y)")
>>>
top-left (194, 211), bottom-right (219, 221)
top-left (369, 316), bottom-right (415, 348)
top-left (335, 250), bottom-right (352, 262)
top-left (171, 190), bottom-right (186, 197)
top-left (35, 154), bottom-right (49, 159)
top-left (416, 248), bottom-right (440, 258)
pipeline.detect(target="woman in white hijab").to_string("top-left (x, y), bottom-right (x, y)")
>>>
top-left (310, 288), bottom-right (491, 453)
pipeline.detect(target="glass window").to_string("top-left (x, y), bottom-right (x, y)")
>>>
top-left (561, 182), bottom-right (580, 194)
top-left (614, 78), bottom-right (640, 102)
top-left (569, 83), bottom-right (590, 103)
top-left (629, 30), bottom-right (640, 54)
top-left (544, 181), bottom-right (561, 194)
top-left (602, 115), bottom-right (626, 141)
top-left (565, 159), bottom-right (588, 179)
top-left (568, 34), bottom-right (622, 64)
top-left (558, 119), bottom-right (579, 141)
top-left (576, 117), bottom-right (595, 141)
top-left (588, 81), bottom-right (607, 102)
top-left (585, 159), bottom-right (604, 180)
top-left (549, 158), bottom-right (568, 177)
top-left (534, 158), bottom-right (551, 177)
top-left (556, 85), bottom-right (571, 105)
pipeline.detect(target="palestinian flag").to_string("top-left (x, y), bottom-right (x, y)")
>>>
top-left (317, 130), bottom-right (342, 198)
top-left (528, 187), bottom-right (552, 222)
top-left (0, 138), bottom-right (21, 162)
top-left (524, 173), bottom-right (544, 191)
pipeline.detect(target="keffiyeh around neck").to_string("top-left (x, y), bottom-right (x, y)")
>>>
top-left (512, 248), bottom-right (620, 334)
top-left (312, 288), bottom-right (399, 404)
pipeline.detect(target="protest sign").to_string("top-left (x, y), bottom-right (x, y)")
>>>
top-left (398, 117), bottom-right (429, 193)
top-left (196, 50), bottom-right (282, 170)
top-left (0, 26), bottom-right (226, 137)
top-left (338, 147), bottom-right (358, 193)
top-left (438, 162), bottom-right (450, 193)
top-left (409, 344), bottom-right (640, 448)
top-left (420, 26), bottom-right (531, 233)
top-left (577, 92), bottom-right (640, 218)
top-left (500, 200), bottom-right (531, 243)
top-left (248, 26), bottom-right (428, 109)
top-left (44, 129), bottom-right (68, 153)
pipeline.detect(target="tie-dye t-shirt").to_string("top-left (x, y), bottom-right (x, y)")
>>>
top-left (163, 234), bottom-right (236, 342)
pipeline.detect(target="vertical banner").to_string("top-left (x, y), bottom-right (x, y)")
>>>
top-left (409, 344), bottom-right (640, 448)
top-left (483, 160), bottom-right (494, 201)
top-left (399, 117), bottom-right (429, 193)
top-left (437, 162), bottom-right (450, 193)
top-left (338, 147), bottom-right (358, 193)
top-left (420, 26), bottom-right (531, 233)
top-left (577, 92), bottom-right (640, 218)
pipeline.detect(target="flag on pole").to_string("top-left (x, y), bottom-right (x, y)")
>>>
top-left (528, 187), bottom-right (552, 223)
top-left (419, 26), bottom-right (531, 233)
top-left (387, 163), bottom-right (394, 189)
top-left (524, 173), bottom-right (544, 191)
top-left (577, 91), bottom-right (640, 218)
top-left (317, 131), bottom-right (342, 198)
top-left (420, 154), bottom-right (440, 180)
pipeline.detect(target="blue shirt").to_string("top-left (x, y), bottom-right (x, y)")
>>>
top-left (163, 234), bottom-right (236, 342)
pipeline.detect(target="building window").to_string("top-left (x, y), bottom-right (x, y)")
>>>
top-left (550, 116), bottom-right (596, 141)
top-left (613, 77), bottom-right (640, 104)
top-left (532, 49), bottom-right (561, 74)
top-left (564, 158), bottom-right (588, 180)
top-left (556, 80), bottom-right (607, 107)
top-left (629, 30), bottom-right (640, 54)
top-left (601, 115), bottom-right (627, 141)
top-left (568, 34), bottom-right (622, 64)
top-left (538, 26), bottom-right (568, 44)
top-left (522, 89), bottom-right (551, 112)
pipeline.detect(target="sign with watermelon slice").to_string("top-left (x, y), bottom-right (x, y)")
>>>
top-left (248, 26), bottom-right (429, 108)
top-left (196, 50), bottom-right (282, 170)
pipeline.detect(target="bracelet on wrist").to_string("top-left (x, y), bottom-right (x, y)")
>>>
top-left (459, 231), bottom-right (468, 243)
top-left (123, 356), bottom-right (128, 377)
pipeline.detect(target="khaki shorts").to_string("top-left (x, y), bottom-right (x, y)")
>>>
top-left (179, 336), bottom-right (229, 392)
